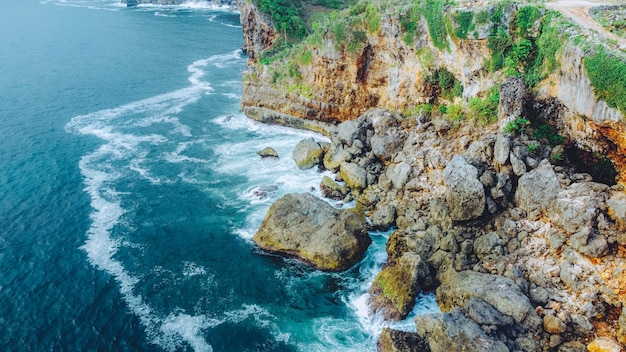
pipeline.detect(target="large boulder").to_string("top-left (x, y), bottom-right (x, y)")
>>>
top-left (340, 162), bottom-right (368, 191)
top-left (498, 76), bottom-right (529, 119)
top-left (320, 175), bottom-right (349, 200)
top-left (443, 155), bottom-right (485, 221)
top-left (515, 159), bottom-right (560, 214)
top-left (292, 138), bottom-right (324, 170)
top-left (253, 193), bottom-right (370, 271)
top-left (437, 271), bottom-right (540, 329)
top-left (415, 309), bottom-right (510, 352)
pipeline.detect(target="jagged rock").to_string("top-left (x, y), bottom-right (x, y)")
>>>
top-left (607, 191), bottom-right (626, 230)
top-left (494, 134), bottom-right (511, 166)
top-left (498, 76), bottom-right (529, 119)
top-left (491, 172), bottom-right (513, 208)
top-left (466, 297), bottom-right (515, 326)
top-left (240, 1), bottom-right (276, 61)
top-left (510, 151), bottom-right (527, 176)
top-left (544, 314), bottom-right (567, 334)
top-left (253, 193), bottom-right (370, 271)
top-left (618, 308), bottom-right (626, 345)
top-left (386, 161), bottom-right (411, 189)
top-left (570, 313), bottom-right (594, 336)
top-left (377, 328), bottom-right (430, 352)
top-left (256, 147), bottom-right (279, 158)
top-left (293, 138), bottom-right (324, 169)
top-left (529, 286), bottom-right (549, 306)
top-left (443, 155), bottom-right (485, 221)
top-left (474, 232), bottom-right (504, 262)
top-left (587, 337), bottom-right (621, 352)
top-left (323, 143), bottom-right (349, 172)
top-left (320, 175), bottom-right (349, 200)
top-left (515, 159), bottom-right (560, 214)
top-left (437, 271), bottom-right (540, 328)
top-left (369, 110), bottom-right (407, 162)
top-left (370, 204), bottom-right (396, 231)
top-left (340, 162), bottom-right (368, 191)
top-left (369, 251), bottom-right (428, 320)
top-left (415, 309), bottom-right (510, 352)
top-left (553, 184), bottom-right (599, 234)
top-left (558, 341), bottom-right (587, 352)
top-left (336, 119), bottom-right (363, 146)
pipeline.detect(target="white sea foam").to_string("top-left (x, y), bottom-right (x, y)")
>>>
top-left (65, 50), bottom-right (246, 351)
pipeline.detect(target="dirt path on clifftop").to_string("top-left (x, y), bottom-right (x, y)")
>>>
top-left (546, 0), bottom-right (626, 50)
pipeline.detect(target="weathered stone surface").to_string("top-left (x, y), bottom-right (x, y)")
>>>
top-left (558, 341), bottom-right (586, 352)
top-left (377, 328), bottom-right (430, 352)
top-left (587, 337), bottom-right (621, 352)
top-left (437, 271), bottom-right (538, 327)
top-left (386, 162), bottom-right (411, 189)
top-left (370, 252), bottom-right (428, 320)
top-left (320, 175), bottom-right (349, 200)
top-left (515, 159), bottom-right (560, 214)
top-left (498, 76), bottom-right (528, 119)
top-left (415, 309), bottom-right (510, 352)
top-left (510, 151), bottom-right (527, 176)
top-left (619, 307), bottom-right (626, 345)
top-left (340, 162), bottom-right (368, 191)
top-left (553, 184), bottom-right (599, 234)
top-left (253, 193), bottom-right (370, 271)
top-left (293, 138), bottom-right (324, 170)
top-left (494, 134), bottom-right (511, 166)
top-left (443, 155), bottom-right (485, 221)
top-left (466, 297), bottom-right (514, 326)
top-left (474, 232), bottom-right (504, 262)
top-left (256, 147), bottom-right (279, 158)
top-left (607, 191), bottom-right (626, 229)
top-left (370, 204), bottom-right (396, 231)
top-left (544, 314), bottom-right (567, 334)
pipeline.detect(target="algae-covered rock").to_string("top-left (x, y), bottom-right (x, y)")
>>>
top-left (292, 138), bottom-right (324, 170)
top-left (256, 147), bottom-right (279, 158)
top-left (320, 175), bottom-right (349, 200)
top-left (415, 309), bottom-right (510, 352)
top-left (340, 162), bottom-right (368, 191)
top-left (443, 155), bottom-right (485, 221)
top-left (369, 252), bottom-right (426, 320)
top-left (253, 193), bottom-right (370, 271)
top-left (377, 328), bottom-right (430, 352)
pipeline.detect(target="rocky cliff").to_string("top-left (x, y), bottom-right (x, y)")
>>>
top-left (240, 1), bottom-right (626, 351)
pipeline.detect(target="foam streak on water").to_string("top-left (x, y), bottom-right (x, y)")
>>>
top-left (65, 52), bottom-right (244, 352)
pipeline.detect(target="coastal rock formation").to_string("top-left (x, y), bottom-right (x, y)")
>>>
top-left (253, 193), bottom-right (370, 271)
top-left (256, 146), bottom-right (278, 158)
top-left (242, 1), bottom-right (626, 350)
top-left (292, 138), bottom-right (323, 169)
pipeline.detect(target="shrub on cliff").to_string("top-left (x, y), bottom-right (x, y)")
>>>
top-left (584, 48), bottom-right (626, 115)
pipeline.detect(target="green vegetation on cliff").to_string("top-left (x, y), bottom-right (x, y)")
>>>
top-left (584, 48), bottom-right (626, 114)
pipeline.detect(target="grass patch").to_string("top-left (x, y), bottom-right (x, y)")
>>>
top-left (583, 48), bottom-right (626, 115)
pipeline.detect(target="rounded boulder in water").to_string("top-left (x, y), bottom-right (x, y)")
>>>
top-left (253, 193), bottom-right (371, 271)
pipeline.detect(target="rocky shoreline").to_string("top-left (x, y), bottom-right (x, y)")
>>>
top-left (235, 0), bottom-right (626, 350)
top-left (248, 81), bottom-right (626, 351)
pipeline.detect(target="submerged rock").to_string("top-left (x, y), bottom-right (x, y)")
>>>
top-left (256, 147), bottom-right (279, 158)
top-left (253, 193), bottom-right (370, 271)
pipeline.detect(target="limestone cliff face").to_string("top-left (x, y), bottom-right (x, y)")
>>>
top-left (240, 2), bottom-right (626, 183)
top-left (242, 13), bottom-right (493, 123)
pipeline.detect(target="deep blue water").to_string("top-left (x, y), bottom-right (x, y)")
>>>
top-left (0, 1), bottom-right (437, 351)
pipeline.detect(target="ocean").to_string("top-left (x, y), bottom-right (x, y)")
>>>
top-left (0, 1), bottom-right (437, 351)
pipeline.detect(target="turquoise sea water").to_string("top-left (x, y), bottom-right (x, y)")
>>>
top-left (0, 1), bottom-right (437, 351)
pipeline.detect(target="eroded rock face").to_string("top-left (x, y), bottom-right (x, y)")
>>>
top-left (443, 155), bottom-right (485, 221)
top-left (515, 159), bottom-right (560, 215)
top-left (253, 193), bottom-right (370, 271)
top-left (377, 328), bottom-right (430, 352)
top-left (415, 309), bottom-right (510, 352)
top-left (240, 2), bottom-right (275, 61)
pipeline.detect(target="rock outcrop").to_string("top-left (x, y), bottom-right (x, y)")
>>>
top-left (241, 1), bottom-right (626, 350)
top-left (253, 193), bottom-right (370, 271)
